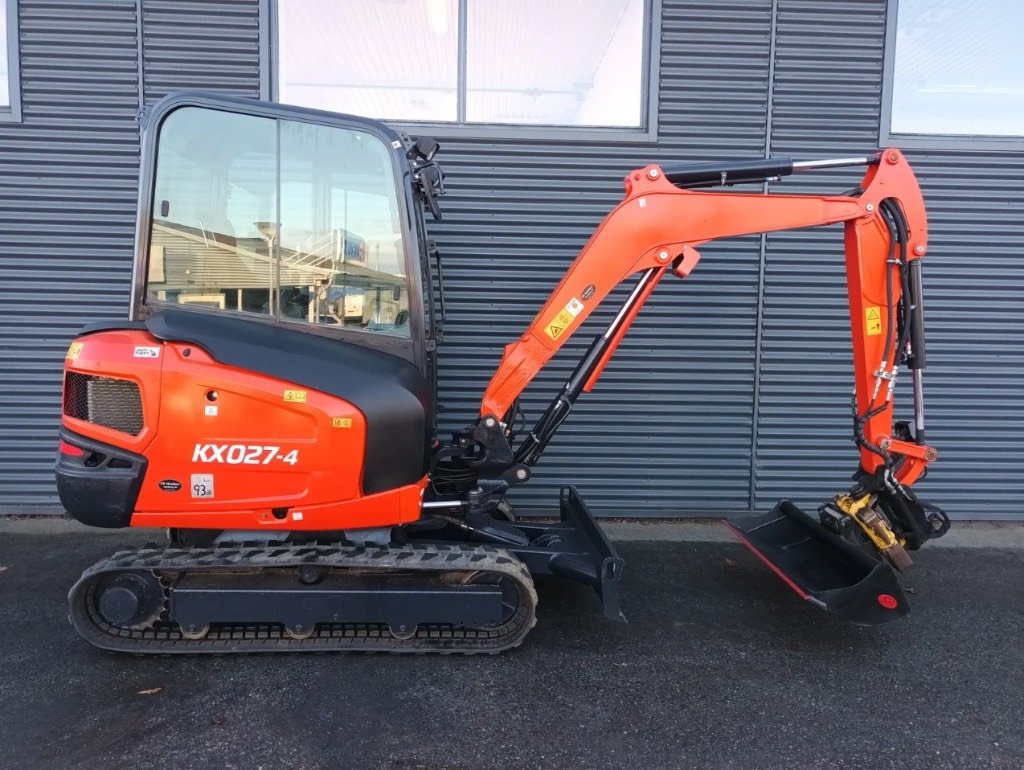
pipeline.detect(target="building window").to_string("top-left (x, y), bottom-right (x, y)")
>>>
top-left (146, 107), bottom-right (412, 336)
top-left (885, 0), bottom-right (1024, 141)
top-left (275, 0), bottom-right (650, 131)
top-left (1, 0), bottom-right (22, 121)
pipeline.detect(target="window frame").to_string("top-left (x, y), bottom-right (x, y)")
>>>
top-left (1, 0), bottom-right (23, 123)
top-left (880, 0), bottom-right (1024, 151)
top-left (131, 92), bottom-right (432, 368)
top-left (267, 0), bottom-right (662, 143)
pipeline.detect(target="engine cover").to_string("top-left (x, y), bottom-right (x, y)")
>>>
top-left (58, 314), bottom-right (429, 531)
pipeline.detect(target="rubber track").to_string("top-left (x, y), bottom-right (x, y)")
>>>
top-left (68, 543), bottom-right (538, 655)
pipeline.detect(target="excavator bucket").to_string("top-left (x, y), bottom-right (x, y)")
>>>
top-left (726, 501), bottom-right (909, 625)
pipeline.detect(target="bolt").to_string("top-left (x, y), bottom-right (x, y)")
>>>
top-left (880, 438), bottom-right (892, 451)
top-left (648, 168), bottom-right (659, 180)
top-left (657, 250), bottom-right (669, 262)
top-left (925, 448), bottom-right (938, 462)
top-left (865, 203), bottom-right (875, 213)
top-left (914, 244), bottom-right (926, 256)
top-left (516, 468), bottom-right (528, 481)
top-left (484, 417), bottom-right (496, 428)
top-left (887, 150), bottom-right (900, 164)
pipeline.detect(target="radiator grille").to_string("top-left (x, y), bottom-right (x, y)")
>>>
top-left (63, 373), bottom-right (144, 436)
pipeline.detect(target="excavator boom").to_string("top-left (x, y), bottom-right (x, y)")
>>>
top-left (457, 149), bottom-right (947, 623)
top-left (481, 150), bottom-right (930, 485)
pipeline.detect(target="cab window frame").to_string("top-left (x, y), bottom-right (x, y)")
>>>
top-left (131, 93), bottom-right (429, 367)
top-left (880, 0), bottom-right (1024, 151)
top-left (1, 0), bottom-right (23, 123)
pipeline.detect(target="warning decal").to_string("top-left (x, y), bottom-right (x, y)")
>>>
top-left (545, 309), bottom-right (575, 340)
top-left (865, 306), bottom-right (882, 336)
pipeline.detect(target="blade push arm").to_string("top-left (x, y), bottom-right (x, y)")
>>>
top-left (480, 149), bottom-right (933, 487)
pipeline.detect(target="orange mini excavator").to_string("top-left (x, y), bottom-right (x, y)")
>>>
top-left (58, 93), bottom-right (949, 653)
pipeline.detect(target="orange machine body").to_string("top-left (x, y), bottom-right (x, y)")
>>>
top-left (62, 329), bottom-right (425, 531)
top-left (60, 150), bottom-right (932, 534)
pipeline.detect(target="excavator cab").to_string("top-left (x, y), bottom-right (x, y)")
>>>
top-left (138, 94), bottom-right (439, 379)
top-left (59, 92), bottom-right (948, 655)
top-left (61, 94), bottom-right (443, 526)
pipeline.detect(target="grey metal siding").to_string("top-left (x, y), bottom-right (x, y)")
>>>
top-left (0, 0), bottom-right (140, 508)
top-left (142, 0), bottom-right (262, 104)
top-left (0, 0), bottom-right (1020, 519)
top-left (756, 0), bottom-right (1024, 520)
top-left (430, 0), bottom-right (774, 513)
top-left (0, 0), bottom-right (262, 509)
top-left (906, 155), bottom-right (1024, 520)
top-left (755, 0), bottom-right (893, 513)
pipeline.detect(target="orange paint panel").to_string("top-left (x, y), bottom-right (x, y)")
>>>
top-left (131, 478), bottom-right (428, 531)
top-left (61, 329), bottom-right (424, 531)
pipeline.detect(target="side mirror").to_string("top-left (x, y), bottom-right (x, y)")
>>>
top-left (410, 136), bottom-right (440, 162)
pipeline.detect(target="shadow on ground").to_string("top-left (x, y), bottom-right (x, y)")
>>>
top-left (0, 531), bottom-right (1021, 770)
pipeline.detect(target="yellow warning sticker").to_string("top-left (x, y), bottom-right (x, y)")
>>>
top-left (545, 309), bottom-right (575, 340)
top-left (66, 342), bottom-right (84, 360)
top-left (332, 417), bottom-right (353, 428)
top-left (284, 389), bottom-right (308, 403)
top-left (865, 306), bottom-right (882, 336)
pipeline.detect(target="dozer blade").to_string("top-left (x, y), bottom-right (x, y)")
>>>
top-left (725, 500), bottom-right (909, 625)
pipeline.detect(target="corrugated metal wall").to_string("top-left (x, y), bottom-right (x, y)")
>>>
top-left (141, 0), bottom-right (262, 104)
top-left (756, 0), bottom-right (1024, 521)
top-left (0, 0), bottom-right (261, 510)
top-left (432, 0), bottom-right (773, 514)
top-left (0, 0), bottom-right (139, 507)
top-left (1, 0), bottom-right (1020, 518)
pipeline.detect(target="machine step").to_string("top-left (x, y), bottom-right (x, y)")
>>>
top-left (725, 500), bottom-right (909, 625)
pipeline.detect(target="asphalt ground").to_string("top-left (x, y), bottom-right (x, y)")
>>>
top-left (0, 528), bottom-right (1022, 770)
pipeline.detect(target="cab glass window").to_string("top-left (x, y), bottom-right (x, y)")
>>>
top-left (146, 107), bottom-right (411, 336)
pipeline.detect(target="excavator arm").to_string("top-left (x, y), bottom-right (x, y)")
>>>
top-left (482, 149), bottom-right (930, 480)
top-left (443, 149), bottom-right (949, 624)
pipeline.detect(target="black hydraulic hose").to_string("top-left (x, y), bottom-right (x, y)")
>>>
top-left (884, 489), bottom-right (928, 550)
top-left (883, 198), bottom-right (928, 371)
top-left (853, 202), bottom-right (902, 462)
top-left (878, 208), bottom-right (899, 369)
top-left (881, 199), bottom-right (912, 362)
